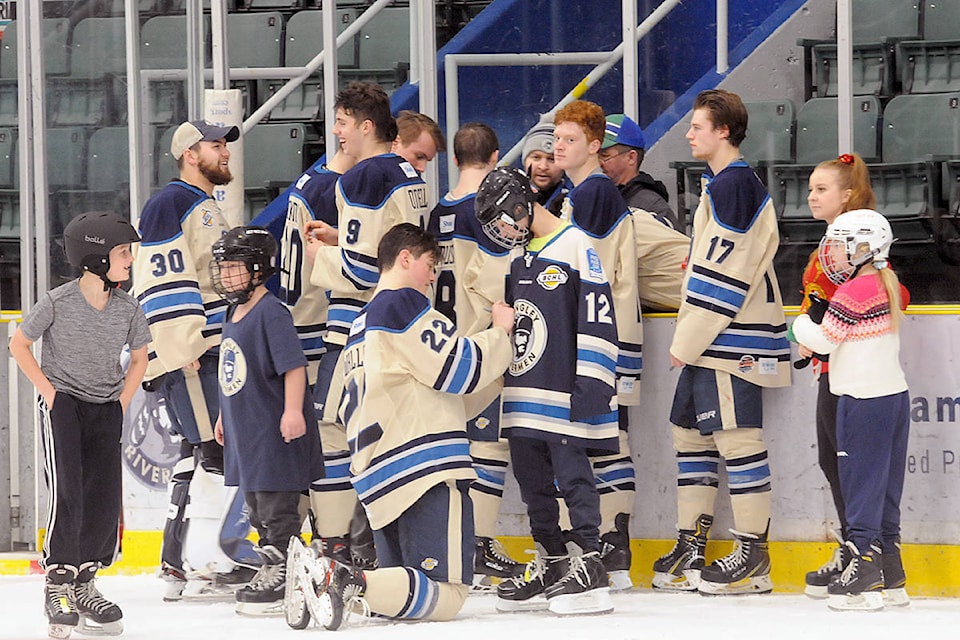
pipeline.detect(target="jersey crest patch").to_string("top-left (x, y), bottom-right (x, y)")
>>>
top-left (510, 298), bottom-right (548, 376)
top-left (536, 265), bottom-right (569, 291)
top-left (351, 313), bottom-right (367, 336)
top-left (295, 172), bottom-right (311, 189)
top-left (200, 209), bottom-right (216, 228)
top-left (439, 214), bottom-right (456, 234)
top-left (219, 337), bottom-right (248, 397)
top-left (400, 161), bottom-right (419, 178)
top-left (420, 557), bottom-right (439, 571)
top-left (586, 247), bottom-right (603, 278)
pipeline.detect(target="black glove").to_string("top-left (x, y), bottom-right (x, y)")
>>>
top-left (199, 439), bottom-right (224, 475)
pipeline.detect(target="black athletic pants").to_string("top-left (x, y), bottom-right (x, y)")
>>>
top-left (816, 372), bottom-right (847, 538)
top-left (40, 393), bottom-right (123, 570)
top-left (245, 491), bottom-right (302, 553)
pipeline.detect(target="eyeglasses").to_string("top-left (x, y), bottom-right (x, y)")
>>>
top-left (598, 148), bottom-right (633, 164)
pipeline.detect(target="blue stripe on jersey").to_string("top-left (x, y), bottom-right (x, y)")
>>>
top-left (139, 288), bottom-right (204, 320)
top-left (710, 331), bottom-right (790, 356)
top-left (352, 435), bottom-right (471, 504)
top-left (687, 274), bottom-right (746, 309)
top-left (311, 451), bottom-right (352, 492)
top-left (399, 569), bottom-right (438, 619)
top-left (435, 337), bottom-right (482, 394)
top-left (475, 465), bottom-right (507, 486)
top-left (502, 400), bottom-right (618, 428)
top-left (341, 249), bottom-right (380, 290)
top-left (578, 348), bottom-right (618, 373)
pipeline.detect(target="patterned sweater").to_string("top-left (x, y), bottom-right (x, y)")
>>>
top-left (791, 273), bottom-right (907, 399)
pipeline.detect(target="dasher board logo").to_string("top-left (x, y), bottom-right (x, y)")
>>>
top-left (510, 298), bottom-right (548, 376)
top-left (122, 388), bottom-right (180, 490)
top-left (219, 338), bottom-right (247, 397)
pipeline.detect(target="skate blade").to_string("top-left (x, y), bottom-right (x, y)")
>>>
top-left (607, 570), bottom-right (633, 592)
top-left (698, 574), bottom-right (773, 596)
top-left (76, 618), bottom-right (123, 636)
top-left (804, 584), bottom-right (828, 599)
top-left (828, 590), bottom-right (884, 611)
top-left (470, 574), bottom-right (502, 594)
top-left (235, 600), bottom-right (285, 617)
top-left (48, 623), bottom-right (76, 639)
top-left (882, 588), bottom-right (910, 607)
top-left (652, 570), bottom-right (700, 592)
top-left (179, 580), bottom-right (241, 603)
top-left (547, 587), bottom-right (614, 616)
top-left (495, 596), bottom-right (549, 613)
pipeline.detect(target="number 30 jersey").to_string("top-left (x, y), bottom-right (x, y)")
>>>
top-left (134, 180), bottom-right (228, 380)
top-left (502, 223), bottom-right (619, 452)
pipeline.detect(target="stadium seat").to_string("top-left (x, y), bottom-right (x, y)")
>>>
top-left (794, 96), bottom-right (881, 164)
top-left (87, 126), bottom-right (131, 193)
top-left (0, 19), bottom-right (70, 80)
top-left (346, 6), bottom-right (410, 91)
top-left (243, 0), bottom-right (304, 11)
top-left (257, 80), bottom-right (321, 122)
top-left (142, 14), bottom-right (210, 70)
top-left (742, 99), bottom-right (795, 166)
top-left (0, 190), bottom-right (20, 239)
top-left (228, 12), bottom-right (284, 68)
top-left (47, 127), bottom-right (88, 189)
top-left (922, 0), bottom-right (960, 41)
top-left (243, 123), bottom-right (308, 189)
top-left (155, 124), bottom-right (180, 187)
top-left (0, 128), bottom-right (14, 189)
top-left (882, 93), bottom-right (960, 163)
top-left (849, 0), bottom-right (921, 43)
top-left (48, 78), bottom-right (118, 127)
top-left (285, 8), bottom-right (358, 68)
top-left (898, 40), bottom-right (960, 94)
top-left (71, 17), bottom-right (127, 78)
top-left (811, 42), bottom-right (895, 98)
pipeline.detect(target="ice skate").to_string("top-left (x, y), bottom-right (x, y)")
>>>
top-left (827, 541), bottom-right (884, 611)
top-left (881, 538), bottom-right (909, 607)
top-left (235, 545), bottom-right (286, 617)
top-left (472, 536), bottom-right (525, 593)
top-left (599, 513), bottom-right (633, 592)
top-left (45, 565), bottom-right (79, 639)
top-left (313, 536), bottom-right (353, 565)
top-left (495, 543), bottom-right (566, 612)
top-left (544, 541), bottom-right (613, 616)
top-left (178, 563), bottom-right (257, 603)
top-left (804, 530), bottom-right (851, 599)
top-left (74, 562), bottom-right (123, 636)
top-left (652, 514), bottom-right (712, 591)
top-left (311, 554), bottom-right (369, 630)
top-left (698, 526), bottom-right (772, 595)
top-left (159, 565), bottom-right (187, 603)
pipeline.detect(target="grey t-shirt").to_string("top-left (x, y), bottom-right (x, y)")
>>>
top-left (20, 280), bottom-right (152, 404)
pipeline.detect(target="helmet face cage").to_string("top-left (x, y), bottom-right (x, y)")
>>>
top-left (475, 167), bottom-right (535, 249)
top-left (209, 227), bottom-right (277, 304)
top-left (818, 209), bottom-right (893, 285)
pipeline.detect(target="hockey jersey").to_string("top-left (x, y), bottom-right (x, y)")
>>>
top-left (280, 165), bottom-right (341, 383)
top-left (671, 161), bottom-right (791, 387)
top-left (632, 208), bottom-right (689, 311)
top-left (559, 171), bottom-right (643, 405)
top-left (133, 180), bottom-right (229, 380)
top-left (310, 153), bottom-right (428, 346)
top-left (502, 223), bottom-right (619, 452)
top-left (426, 192), bottom-right (515, 337)
top-left (338, 287), bottom-right (513, 529)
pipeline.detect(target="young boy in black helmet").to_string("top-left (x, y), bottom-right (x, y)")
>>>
top-left (9, 211), bottom-right (152, 638)
top-left (209, 226), bottom-right (324, 616)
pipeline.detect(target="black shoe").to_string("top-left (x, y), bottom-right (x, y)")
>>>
top-left (804, 530), bottom-right (851, 598)
top-left (475, 536), bottom-right (525, 579)
top-left (496, 544), bottom-right (566, 612)
top-left (45, 564), bottom-right (79, 635)
top-left (827, 541), bottom-right (884, 611)
top-left (652, 514), bottom-right (712, 591)
top-left (75, 562), bottom-right (123, 635)
top-left (543, 542), bottom-right (613, 615)
top-left (698, 525), bottom-right (772, 595)
top-left (235, 545), bottom-right (286, 616)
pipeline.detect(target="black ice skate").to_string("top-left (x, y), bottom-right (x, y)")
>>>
top-left (319, 556), bottom-right (368, 630)
top-left (75, 562), bottom-right (123, 636)
top-left (804, 529), bottom-right (851, 598)
top-left (599, 512), bottom-right (633, 592)
top-left (881, 537), bottom-right (909, 607)
top-left (473, 536), bottom-right (525, 592)
top-left (827, 541), bottom-right (884, 611)
top-left (495, 543), bottom-right (566, 612)
top-left (652, 513), bottom-right (712, 591)
top-left (314, 536), bottom-right (353, 565)
top-left (235, 545), bottom-right (286, 617)
top-left (45, 564), bottom-right (79, 639)
top-left (543, 541), bottom-right (613, 615)
top-left (698, 525), bottom-right (772, 595)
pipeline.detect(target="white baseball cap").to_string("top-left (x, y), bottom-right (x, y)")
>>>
top-left (170, 120), bottom-right (240, 160)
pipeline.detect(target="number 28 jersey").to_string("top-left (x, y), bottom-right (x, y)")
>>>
top-left (502, 223), bottom-right (619, 452)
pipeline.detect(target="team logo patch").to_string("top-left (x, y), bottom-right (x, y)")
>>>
top-left (295, 172), bottom-right (311, 189)
top-left (440, 214), bottom-right (456, 234)
top-left (219, 338), bottom-right (248, 397)
top-left (737, 354), bottom-right (756, 374)
top-left (474, 416), bottom-right (490, 430)
top-left (586, 247), bottom-right (603, 278)
top-left (121, 388), bottom-right (180, 490)
top-left (421, 557), bottom-right (439, 571)
top-left (400, 161), bottom-right (419, 178)
top-left (510, 299), bottom-right (548, 376)
top-left (351, 314), bottom-right (367, 336)
top-left (536, 265), bottom-right (568, 290)
top-left (201, 209), bottom-right (215, 228)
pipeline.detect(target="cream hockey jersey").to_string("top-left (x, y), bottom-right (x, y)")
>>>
top-left (426, 193), bottom-right (514, 337)
top-left (560, 172), bottom-right (643, 405)
top-left (671, 161), bottom-right (790, 387)
top-left (631, 208), bottom-right (689, 312)
top-left (502, 224), bottom-right (620, 452)
top-left (310, 154), bottom-right (428, 347)
top-left (280, 165), bottom-right (341, 383)
top-left (337, 287), bottom-right (513, 529)
top-left (134, 180), bottom-right (229, 380)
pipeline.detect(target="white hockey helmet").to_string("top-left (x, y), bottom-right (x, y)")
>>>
top-left (818, 208), bottom-right (894, 285)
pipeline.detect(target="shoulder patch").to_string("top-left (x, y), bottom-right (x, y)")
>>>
top-left (350, 313), bottom-right (367, 337)
top-left (587, 247), bottom-right (603, 277)
top-left (295, 173), bottom-right (311, 189)
top-left (439, 214), bottom-right (456, 235)
top-left (400, 161), bottom-right (419, 179)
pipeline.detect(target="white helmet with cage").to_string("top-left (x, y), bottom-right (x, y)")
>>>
top-left (818, 208), bottom-right (894, 285)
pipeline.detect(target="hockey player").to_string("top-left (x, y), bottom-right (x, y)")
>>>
top-left (133, 119), bottom-right (256, 600)
top-left (393, 110), bottom-right (445, 175)
top-left (210, 227), bottom-right (325, 616)
top-left (476, 168), bottom-right (618, 616)
top-left (10, 212), bottom-right (152, 638)
top-left (303, 82), bottom-right (429, 566)
top-left (792, 210), bottom-right (910, 611)
top-left (293, 223), bottom-right (514, 631)
top-left (654, 89), bottom-right (791, 595)
top-left (552, 100), bottom-right (643, 591)
top-left (426, 125), bottom-right (525, 589)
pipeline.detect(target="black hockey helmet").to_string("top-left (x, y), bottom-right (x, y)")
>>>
top-left (63, 211), bottom-right (141, 285)
top-left (475, 166), bottom-right (535, 249)
top-left (210, 225), bottom-right (278, 305)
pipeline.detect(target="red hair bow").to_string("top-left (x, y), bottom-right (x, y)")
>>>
top-left (838, 153), bottom-right (854, 165)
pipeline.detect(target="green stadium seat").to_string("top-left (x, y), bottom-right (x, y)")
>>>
top-left (0, 127), bottom-right (14, 189)
top-left (142, 14), bottom-right (210, 70)
top-left (347, 6), bottom-right (410, 91)
top-left (228, 12), bottom-right (284, 68)
top-left (794, 96), bottom-right (881, 164)
top-left (0, 190), bottom-right (20, 239)
top-left (742, 99), bottom-right (795, 166)
top-left (811, 42), bottom-right (894, 98)
top-left (285, 8), bottom-right (358, 68)
top-left (0, 19), bottom-right (70, 79)
top-left (850, 0), bottom-right (921, 43)
top-left (243, 123), bottom-right (308, 189)
top-left (882, 93), bottom-right (960, 163)
top-left (898, 40), bottom-right (960, 94)
top-left (922, 0), bottom-right (960, 41)
top-left (155, 124), bottom-right (180, 187)
top-left (87, 126), bottom-right (130, 192)
top-left (47, 127), bottom-right (87, 189)
top-left (71, 17), bottom-right (127, 78)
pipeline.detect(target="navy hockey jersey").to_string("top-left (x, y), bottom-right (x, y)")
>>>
top-left (502, 223), bottom-right (619, 452)
top-left (310, 154), bottom-right (428, 346)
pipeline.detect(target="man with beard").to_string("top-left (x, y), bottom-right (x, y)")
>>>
top-left (521, 119), bottom-right (569, 215)
top-left (134, 120), bottom-right (255, 601)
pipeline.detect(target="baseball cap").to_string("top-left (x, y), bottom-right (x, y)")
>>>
top-left (521, 120), bottom-right (555, 162)
top-left (601, 114), bottom-right (645, 150)
top-left (170, 120), bottom-right (240, 160)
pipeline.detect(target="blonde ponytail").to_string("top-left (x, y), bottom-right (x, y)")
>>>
top-left (878, 267), bottom-right (904, 331)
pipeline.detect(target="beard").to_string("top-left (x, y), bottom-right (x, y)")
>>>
top-left (199, 157), bottom-right (233, 186)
